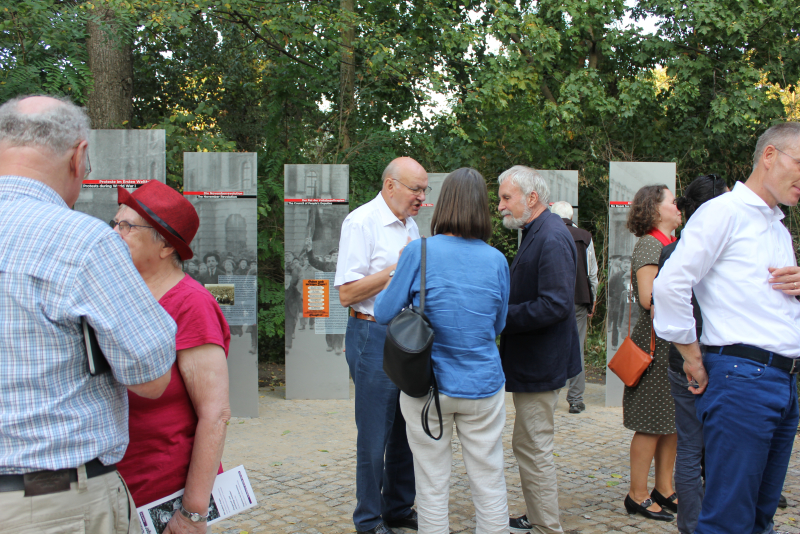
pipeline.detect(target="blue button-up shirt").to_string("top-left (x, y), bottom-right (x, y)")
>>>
top-left (0, 176), bottom-right (177, 474)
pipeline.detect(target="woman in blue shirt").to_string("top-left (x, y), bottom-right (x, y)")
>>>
top-left (375, 168), bottom-right (511, 534)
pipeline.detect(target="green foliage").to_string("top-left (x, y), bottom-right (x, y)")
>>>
top-left (0, 1), bottom-right (92, 101)
top-left (2, 0), bottom-right (798, 364)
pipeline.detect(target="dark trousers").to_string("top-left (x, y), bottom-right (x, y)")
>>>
top-left (695, 351), bottom-right (798, 534)
top-left (345, 316), bottom-right (415, 531)
top-left (669, 369), bottom-right (704, 534)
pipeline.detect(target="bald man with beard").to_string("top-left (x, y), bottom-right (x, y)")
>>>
top-left (335, 157), bottom-right (429, 534)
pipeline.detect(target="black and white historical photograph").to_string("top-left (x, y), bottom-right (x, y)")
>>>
top-left (73, 129), bottom-right (166, 225)
top-left (184, 152), bottom-right (257, 196)
top-left (411, 172), bottom-right (447, 237)
top-left (184, 154), bottom-right (259, 417)
top-left (205, 284), bottom-right (236, 306)
top-left (284, 164), bottom-right (348, 200)
top-left (605, 162), bottom-right (675, 406)
top-left (284, 165), bottom-right (350, 400)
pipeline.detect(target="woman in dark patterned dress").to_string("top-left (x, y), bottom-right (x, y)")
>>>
top-left (622, 184), bottom-right (683, 522)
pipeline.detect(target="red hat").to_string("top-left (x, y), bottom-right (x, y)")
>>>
top-left (117, 181), bottom-right (199, 261)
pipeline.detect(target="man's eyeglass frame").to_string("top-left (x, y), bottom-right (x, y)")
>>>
top-left (393, 178), bottom-right (432, 196)
top-left (774, 147), bottom-right (800, 167)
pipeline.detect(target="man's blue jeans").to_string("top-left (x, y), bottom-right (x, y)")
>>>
top-left (345, 316), bottom-right (415, 531)
top-left (695, 350), bottom-right (798, 534)
top-left (669, 369), bottom-right (704, 534)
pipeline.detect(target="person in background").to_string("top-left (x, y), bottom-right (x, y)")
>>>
top-left (222, 257), bottom-right (236, 277)
top-left (550, 201), bottom-right (598, 414)
top-left (198, 262), bottom-right (209, 282)
top-left (607, 257), bottom-right (625, 348)
top-left (285, 264), bottom-right (302, 355)
top-left (654, 122), bottom-right (800, 534)
top-left (497, 166), bottom-right (581, 534)
top-left (236, 258), bottom-right (250, 275)
top-left (200, 252), bottom-right (220, 285)
top-left (185, 259), bottom-right (200, 280)
top-left (622, 184), bottom-right (682, 522)
top-left (114, 180), bottom-right (231, 534)
top-left (0, 95), bottom-right (175, 534)
top-left (655, 174), bottom-right (728, 534)
top-left (334, 157), bottom-right (429, 534)
top-left (375, 168), bottom-right (510, 534)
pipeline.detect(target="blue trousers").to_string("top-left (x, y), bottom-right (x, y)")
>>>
top-left (345, 316), bottom-right (415, 531)
top-left (669, 369), bottom-right (704, 534)
top-left (695, 351), bottom-right (798, 534)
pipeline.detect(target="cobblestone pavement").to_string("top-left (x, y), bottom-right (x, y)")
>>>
top-left (218, 382), bottom-right (800, 534)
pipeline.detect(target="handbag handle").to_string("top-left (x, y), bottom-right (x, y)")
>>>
top-left (419, 236), bottom-right (426, 314)
top-left (629, 267), bottom-right (655, 357)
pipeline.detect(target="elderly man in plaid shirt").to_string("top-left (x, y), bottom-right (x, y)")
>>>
top-left (0, 96), bottom-right (177, 533)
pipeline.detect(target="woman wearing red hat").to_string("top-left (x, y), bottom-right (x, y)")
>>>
top-left (113, 180), bottom-right (231, 533)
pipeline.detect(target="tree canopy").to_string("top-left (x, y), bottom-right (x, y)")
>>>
top-left (2, 0), bottom-right (798, 362)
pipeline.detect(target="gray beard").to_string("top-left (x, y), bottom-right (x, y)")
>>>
top-left (502, 205), bottom-right (532, 230)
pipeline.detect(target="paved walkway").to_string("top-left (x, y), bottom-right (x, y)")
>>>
top-left (218, 382), bottom-right (800, 533)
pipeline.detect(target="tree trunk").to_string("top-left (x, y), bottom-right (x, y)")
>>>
top-left (338, 0), bottom-right (355, 151)
top-left (85, 7), bottom-right (133, 128)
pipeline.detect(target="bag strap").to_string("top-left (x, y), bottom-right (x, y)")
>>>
top-left (631, 266), bottom-right (656, 356)
top-left (627, 269), bottom-right (633, 337)
top-left (421, 368), bottom-right (443, 440)
top-left (419, 236), bottom-right (426, 314)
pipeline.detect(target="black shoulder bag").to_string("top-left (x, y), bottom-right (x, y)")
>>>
top-left (383, 237), bottom-right (442, 440)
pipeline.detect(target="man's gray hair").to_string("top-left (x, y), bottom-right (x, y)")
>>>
top-left (0, 95), bottom-right (90, 155)
top-left (498, 165), bottom-right (550, 206)
top-left (753, 122), bottom-right (800, 170)
top-left (550, 200), bottom-right (573, 220)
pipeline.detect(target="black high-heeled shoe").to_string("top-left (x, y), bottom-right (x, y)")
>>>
top-left (624, 494), bottom-right (675, 522)
top-left (651, 488), bottom-right (678, 513)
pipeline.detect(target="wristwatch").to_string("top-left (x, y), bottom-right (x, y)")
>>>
top-left (178, 503), bottom-right (209, 523)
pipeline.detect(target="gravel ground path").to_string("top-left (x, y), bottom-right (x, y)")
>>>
top-left (217, 382), bottom-right (800, 533)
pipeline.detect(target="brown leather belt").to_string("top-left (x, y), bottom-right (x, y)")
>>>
top-left (0, 458), bottom-right (117, 494)
top-left (350, 308), bottom-right (376, 322)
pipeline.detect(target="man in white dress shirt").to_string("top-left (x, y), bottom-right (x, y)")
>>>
top-left (335, 157), bottom-right (429, 534)
top-left (653, 122), bottom-right (800, 534)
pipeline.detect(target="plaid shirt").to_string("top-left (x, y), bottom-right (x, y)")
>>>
top-left (0, 176), bottom-right (177, 474)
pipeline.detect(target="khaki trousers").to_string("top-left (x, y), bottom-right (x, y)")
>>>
top-left (0, 468), bottom-right (138, 534)
top-left (512, 390), bottom-right (563, 534)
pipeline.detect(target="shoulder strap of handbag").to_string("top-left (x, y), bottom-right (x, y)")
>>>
top-left (629, 267), bottom-right (656, 357)
top-left (418, 236), bottom-right (443, 440)
top-left (419, 236), bottom-right (426, 313)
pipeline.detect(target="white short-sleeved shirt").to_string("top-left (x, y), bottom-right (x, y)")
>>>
top-left (334, 192), bottom-right (420, 315)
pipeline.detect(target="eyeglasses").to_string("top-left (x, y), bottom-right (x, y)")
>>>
top-left (393, 178), bottom-right (432, 196)
top-left (775, 147), bottom-right (800, 167)
top-left (111, 220), bottom-right (153, 236)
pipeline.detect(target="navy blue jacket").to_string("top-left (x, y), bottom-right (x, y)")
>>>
top-left (500, 210), bottom-right (582, 392)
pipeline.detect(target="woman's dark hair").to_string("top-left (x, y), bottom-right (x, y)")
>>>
top-left (431, 167), bottom-right (492, 242)
top-left (675, 174), bottom-right (727, 221)
top-left (626, 184), bottom-right (669, 237)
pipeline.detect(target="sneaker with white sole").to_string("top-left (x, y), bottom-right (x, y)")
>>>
top-left (509, 515), bottom-right (532, 532)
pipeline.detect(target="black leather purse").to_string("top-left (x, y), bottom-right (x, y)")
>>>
top-left (383, 237), bottom-right (442, 440)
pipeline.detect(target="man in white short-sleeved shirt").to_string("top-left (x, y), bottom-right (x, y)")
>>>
top-left (335, 157), bottom-right (428, 534)
top-left (653, 122), bottom-right (800, 533)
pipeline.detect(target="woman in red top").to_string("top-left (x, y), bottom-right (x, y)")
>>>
top-left (113, 180), bottom-right (231, 534)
